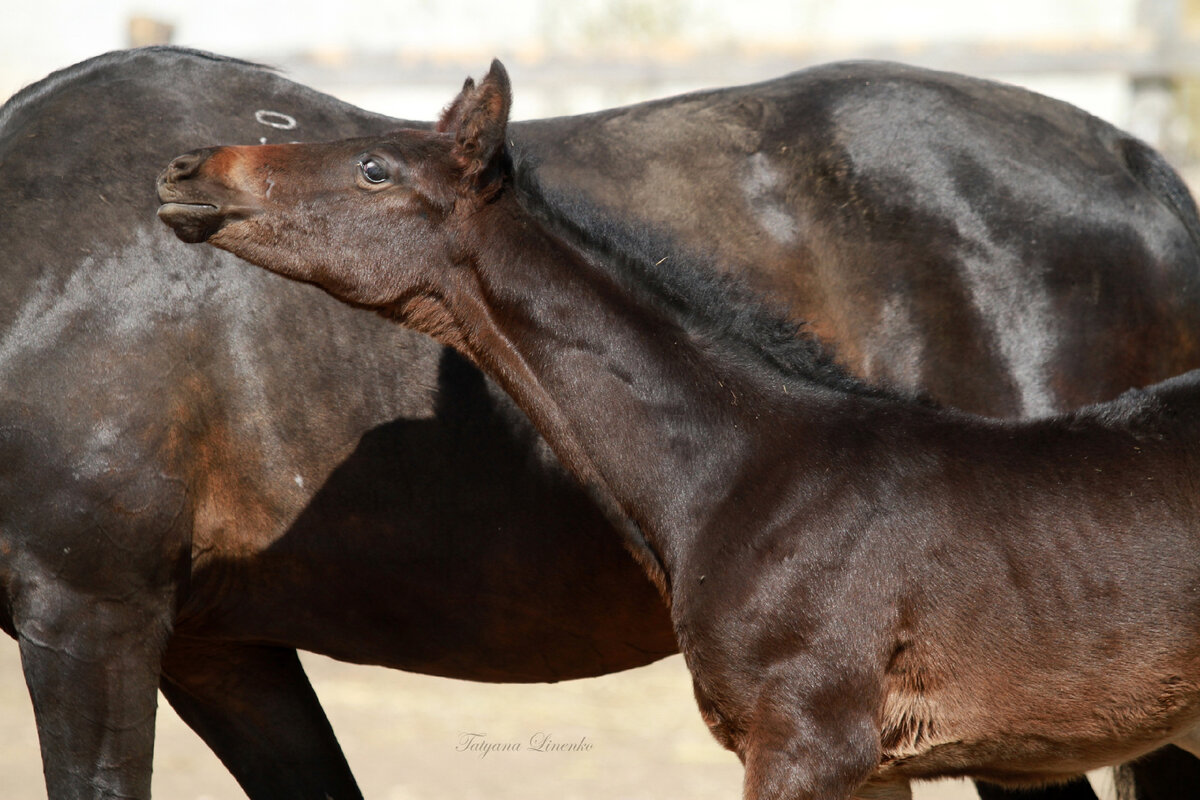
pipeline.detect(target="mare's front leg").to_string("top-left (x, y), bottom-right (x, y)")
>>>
top-left (15, 581), bottom-right (174, 799)
top-left (1, 424), bottom-right (190, 799)
top-left (160, 638), bottom-right (363, 800)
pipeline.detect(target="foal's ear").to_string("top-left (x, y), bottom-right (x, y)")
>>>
top-left (441, 60), bottom-right (512, 201)
top-left (436, 76), bottom-right (476, 134)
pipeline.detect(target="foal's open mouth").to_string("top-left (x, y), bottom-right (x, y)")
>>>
top-left (157, 201), bottom-right (225, 244)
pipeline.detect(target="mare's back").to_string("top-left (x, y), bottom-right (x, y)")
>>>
top-left (517, 60), bottom-right (1200, 415)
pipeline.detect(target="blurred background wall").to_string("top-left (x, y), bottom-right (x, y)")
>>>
top-left (5, 0), bottom-right (1200, 173)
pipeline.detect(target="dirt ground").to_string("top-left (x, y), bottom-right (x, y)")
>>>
top-left (0, 635), bottom-right (1121, 800)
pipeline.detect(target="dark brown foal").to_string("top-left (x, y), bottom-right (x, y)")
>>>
top-left (158, 62), bottom-right (1200, 799)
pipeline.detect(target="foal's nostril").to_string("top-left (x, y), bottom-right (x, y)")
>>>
top-left (165, 151), bottom-right (207, 182)
top-left (157, 148), bottom-right (221, 205)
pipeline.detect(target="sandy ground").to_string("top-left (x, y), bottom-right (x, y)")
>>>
top-left (0, 635), bottom-right (1122, 800)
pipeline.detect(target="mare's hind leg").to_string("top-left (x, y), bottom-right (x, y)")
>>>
top-left (16, 585), bottom-right (173, 799)
top-left (1114, 745), bottom-right (1200, 800)
top-left (1168, 723), bottom-right (1200, 758)
top-left (160, 637), bottom-right (363, 800)
top-left (976, 778), bottom-right (1097, 800)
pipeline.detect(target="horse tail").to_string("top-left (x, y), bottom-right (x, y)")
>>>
top-left (1118, 135), bottom-right (1200, 254)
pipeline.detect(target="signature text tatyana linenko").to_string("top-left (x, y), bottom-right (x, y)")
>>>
top-left (456, 732), bottom-right (594, 757)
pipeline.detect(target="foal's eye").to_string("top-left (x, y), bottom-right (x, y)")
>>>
top-left (358, 158), bottom-right (389, 184)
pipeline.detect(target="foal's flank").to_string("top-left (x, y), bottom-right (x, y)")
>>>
top-left (158, 61), bottom-right (1200, 799)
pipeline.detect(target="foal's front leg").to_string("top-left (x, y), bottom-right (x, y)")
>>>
top-left (854, 781), bottom-right (914, 800)
top-left (738, 673), bottom-right (887, 800)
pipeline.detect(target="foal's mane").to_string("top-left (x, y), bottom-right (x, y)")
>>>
top-left (510, 153), bottom-right (908, 403)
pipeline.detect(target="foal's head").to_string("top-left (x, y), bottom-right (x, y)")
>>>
top-left (156, 60), bottom-right (514, 307)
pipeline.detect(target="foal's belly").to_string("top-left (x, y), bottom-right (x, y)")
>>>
top-left (876, 673), bottom-right (1200, 786)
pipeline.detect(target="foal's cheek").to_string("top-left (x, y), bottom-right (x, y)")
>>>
top-left (204, 226), bottom-right (246, 260)
top-left (205, 221), bottom-right (301, 281)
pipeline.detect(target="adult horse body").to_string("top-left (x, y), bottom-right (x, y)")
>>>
top-left (4, 45), bottom-right (1200, 798)
top-left (158, 60), bottom-right (1200, 799)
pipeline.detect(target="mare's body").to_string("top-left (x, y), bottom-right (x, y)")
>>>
top-left (5, 45), bottom-right (1200, 797)
top-left (157, 61), bottom-right (1200, 799)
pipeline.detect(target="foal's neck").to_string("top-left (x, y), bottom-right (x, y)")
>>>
top-left (423, 190), bottom-right (818, 587)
